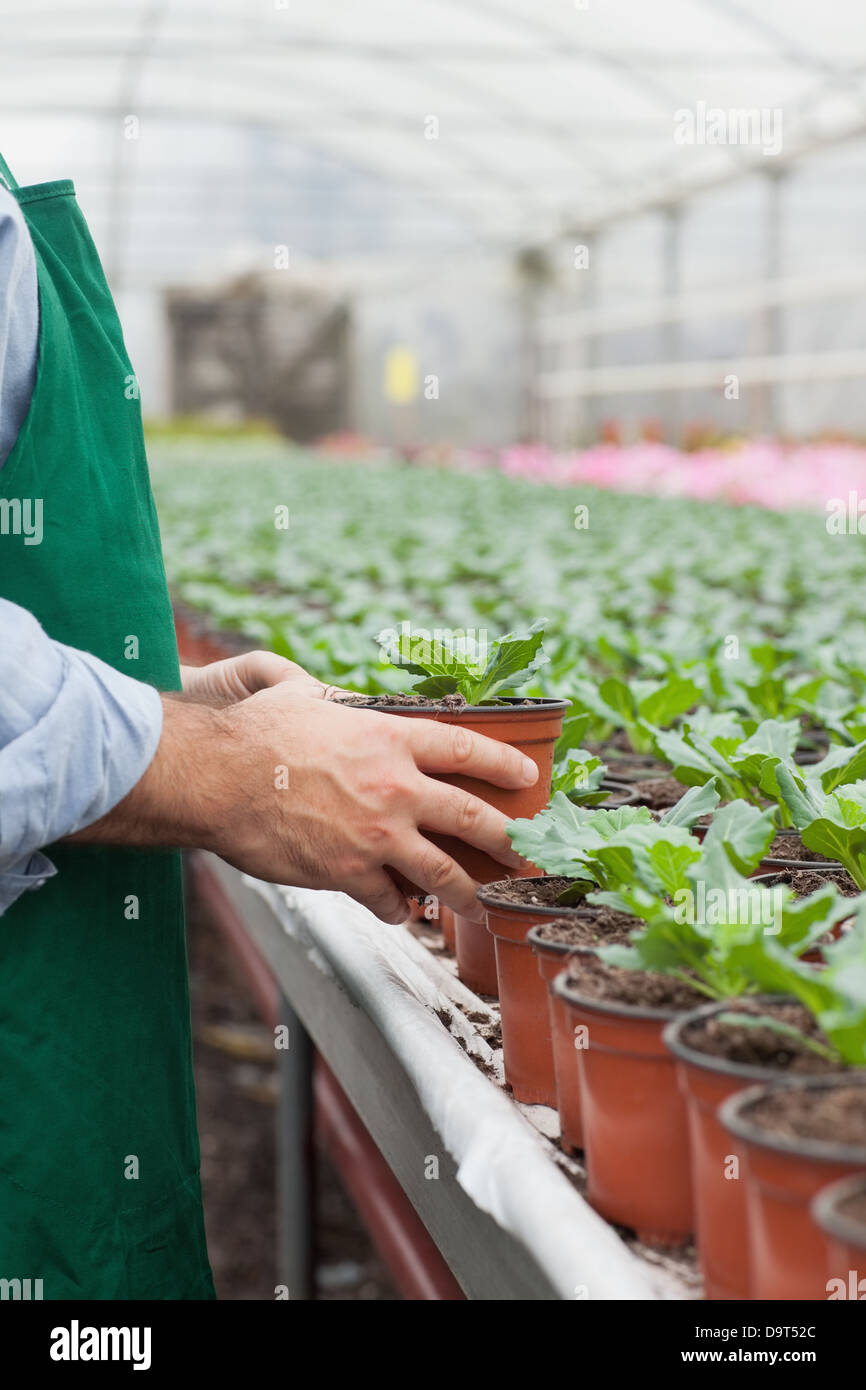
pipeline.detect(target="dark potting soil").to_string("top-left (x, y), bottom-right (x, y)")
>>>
top-left (535, 910), bottom-right (637, 948)
top-left (774, 868), bottom-right (859, 897)
top-left (485, 876), bottom-right (591, 908)
top-left (766, 832), bottom-right (833, 864)
top-left (340, 693), bottom-right (544, 711)
top-left (628, 776), bottom-right (687, 810)
top-left (341, 692), bottom-right (469, 711)
top-left (679, 999), bottom-right (839, 1074)
top-left (838, 1191), bottom-right (866, 1227)
top-left (746, 1084), bottom-right (866, 1149)
top-left (564, 954), bottom-right (707, 1012)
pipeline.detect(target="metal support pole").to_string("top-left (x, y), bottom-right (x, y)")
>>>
top-left (276, 993), bottom-right (315, 1300)
top-left (661, 206), bottom-right (682, 442)
top-left (583, 231), bottom-right (600, 443)
top-left (515, 255), bottom-right (542, 443)
top-left (760, 169), bottom-right (786, 435)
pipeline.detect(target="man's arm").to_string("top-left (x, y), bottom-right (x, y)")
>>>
top-left (0, 597), bottom-right (164, 912)
top-left (1, 597), bottom-right (535, 924)
top-left (69, 682), bottom-right (538, 924)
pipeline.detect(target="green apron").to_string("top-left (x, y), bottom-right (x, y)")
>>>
top-left (0, 151), bottom-right (214, 1299)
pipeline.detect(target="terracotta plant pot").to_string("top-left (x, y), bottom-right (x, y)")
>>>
top-left (528, 927), bottom-right (593, 1150)
top-left (553, 967), bottom-right (695, 1244)
top-left (812, 1174), bottom-right (866, 1298)
top-left (382, 698), bottom-right (568, 995)
top-left (451, 912), bottom-right (499, 995)
top-left (440, 905), bottom-right (456, 951)
top-left (381, 697), bottom-right (568, 878)
top-left (720, 1074), bottom-right (866, 1300)
top-left (476, 880), bottom-right (587, 1106)
top-left (664, 998), bottom-right (800, 1301)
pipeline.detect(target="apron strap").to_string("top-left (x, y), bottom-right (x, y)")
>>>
top-left (0, 151), bottom-right (19, 191)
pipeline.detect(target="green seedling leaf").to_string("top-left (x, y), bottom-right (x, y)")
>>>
top-left (466, 620), bottom-right (549, 703)
top-left (701, 799), bottom-right (776, 877)
top-left (551, 748), bottom-right (607, 803)
top-left (375, 621), bottom-right (548, 705)
top-left (660, 780), bottom-right (721, 828)
top-left (638, 674), bottom-right (702, 727)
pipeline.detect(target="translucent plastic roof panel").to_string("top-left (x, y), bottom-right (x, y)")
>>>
top-left (1, 0), bottom-right (866, 252)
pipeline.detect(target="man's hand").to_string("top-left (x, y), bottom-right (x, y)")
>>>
top-left (179, 651), bottom-right (348, 706)
top-left (70, 685), bottom-right (538, 925)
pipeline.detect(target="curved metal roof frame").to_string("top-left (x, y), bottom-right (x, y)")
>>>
top-left (2, 0), bottom-right (866, 253)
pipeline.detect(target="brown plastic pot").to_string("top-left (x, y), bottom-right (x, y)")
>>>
top-left (450, 912), bottom-right (498, 995)
top-left (476, 880), bottom-right (586, 1106)
top-left (812, 1174), bottom-right (866, 1297)
top-left (381, 698), bottom-right (569, 995)
top-left (553, 969), bottom-right (694, 1244)
top-left (664, 998), bottom-right (798, 1301)
top-left (440, 905), bottom-right (455, 951)
top-left (379, 697), bottom-right (568, 879)
top-left (719, 1074), bottom-right (866, 1300)
top-left (528, 927), bottom-right (594, 1150)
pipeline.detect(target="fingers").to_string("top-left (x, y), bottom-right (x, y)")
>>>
top-left (244, 655), bottom-right (354, 701)
top-left (417, 782), bottom-right (526, 870)
top-left (350, 869), bottom-right (412, 925)
top-left (388, 834), bottom-right (486, 922)
top-left (408, 719), bottom-right (539, 791)
top-left (239, 651), bottom-right (309, 693)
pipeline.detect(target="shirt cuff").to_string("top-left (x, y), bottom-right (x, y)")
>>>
top-left (0, 629), bottom-right (165, 914)
top-left (0, 850), bottom-right (58, 914)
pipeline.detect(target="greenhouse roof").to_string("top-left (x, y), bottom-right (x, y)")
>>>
top-left (2, 0), bottom-right (866, 251)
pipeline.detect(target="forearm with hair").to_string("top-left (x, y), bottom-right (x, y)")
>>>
top-left (66, 696), bottom-right (230, 849)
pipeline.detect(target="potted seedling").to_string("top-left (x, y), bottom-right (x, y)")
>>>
top-left (715, 909), bottom-right (866, 1299)
top-left (656, 715), bottom-right (866, 871)
top-left (567, 671), bottom-right (702, 794)
top-left (526, 914), bottom-right (636, 1147)
top-left (458, 741), bottom-right (631, 1105)
top-left (652, 713), bottom-right (800, 819)
top-left (349, 621), bottom-right (568, 994)
top-left (774, 766), bottom-right (866, 885)
top-left (475, 785), bottom-right (717, 1107)
top-left (811, 1174), bottom-right (866, 1296)
top-left (722, 1075), bottom-right (866, 1301)
top-left (547, 803), bottom-right (768, 1241)
top-left (664, 874), bottom-right (858, 1299)
top-left (567, 670), bottom-right (702, 757)
top-left (553, 804), bottom-right (848, 1246)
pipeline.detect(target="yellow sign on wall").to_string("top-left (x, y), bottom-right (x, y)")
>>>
top-left (384, 346), bottom-right (419, 404)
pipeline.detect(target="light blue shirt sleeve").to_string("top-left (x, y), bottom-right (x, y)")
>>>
top-left (0, 183), bottom-right (38, 468)
top-left (0, 598), bottom-right (165, 915)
